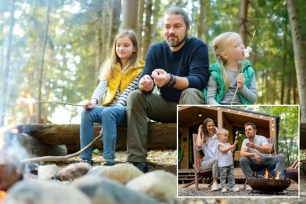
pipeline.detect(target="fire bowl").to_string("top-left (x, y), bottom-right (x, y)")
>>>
top-left (247, 178), bottom-right (291, 192)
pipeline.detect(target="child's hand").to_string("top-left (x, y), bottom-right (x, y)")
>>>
top-left (236, 73), bottom-right (245, 89)
top-left (234, 139), bottom-right (238, 145)
top-left (83, 99), bottom-right (97, 109)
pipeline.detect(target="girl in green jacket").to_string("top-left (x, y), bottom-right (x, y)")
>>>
top-left (205, 32), bottom-right (258, 105)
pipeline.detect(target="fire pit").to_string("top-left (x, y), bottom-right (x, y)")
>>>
top-left (247, 178), bottom-right (291, 192)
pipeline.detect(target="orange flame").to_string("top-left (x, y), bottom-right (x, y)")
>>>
top-left (275, 171), bottom-right (281, 179)
top-left (264, 169), bottom-right (269, 179)
top-left (0, 190), bottom-right (7, 201)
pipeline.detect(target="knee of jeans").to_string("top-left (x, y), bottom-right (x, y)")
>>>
top-left (240, 156), bottom-right (248, 163)
top-left (101, 108), bottom-right (114, 118)
top-left (276, 154), bottom-right (285, 162)
top-left (81, 109), bottom-right (92, 120)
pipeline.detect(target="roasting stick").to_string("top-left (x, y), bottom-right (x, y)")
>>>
top-left (21, 133), bottom-right (102, 163)
top-left (34, 101), bottom-right (86, 107)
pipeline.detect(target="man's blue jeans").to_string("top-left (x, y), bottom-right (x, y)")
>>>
top-left (240, 154), bottom-right (285, 179)
top-left (79, 106), bottom-right (127, 162)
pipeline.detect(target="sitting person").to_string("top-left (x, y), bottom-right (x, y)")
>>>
top-left (217, 128), bottom-right (239, 192)
top-left (79, 30), bottom-right (144, 166)
top-left (196, 118), bottom-right (219, 191)
top-left (205, 32), bottom-right (258, 105)
top-left (240, 122), bottom-right (285, 189)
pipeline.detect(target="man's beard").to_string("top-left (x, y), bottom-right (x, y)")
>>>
top-left (166, 33), bottom-right (187, 48)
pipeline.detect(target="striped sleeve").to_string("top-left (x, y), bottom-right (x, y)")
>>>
top-left (91, 80), bottom-right (108, 103)
top-left (115, 74), bottom-right (141, 106)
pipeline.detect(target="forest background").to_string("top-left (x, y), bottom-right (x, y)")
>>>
top-left (0, 0), bottom-right (305, 126)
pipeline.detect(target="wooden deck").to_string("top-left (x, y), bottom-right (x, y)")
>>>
top-left (178, 168), bottom-right (246, 184)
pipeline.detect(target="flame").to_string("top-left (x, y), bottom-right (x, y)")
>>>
top-left (0, 190), bottom-right (7, 201)
top-left (275, 171), bottom-right (281, 180)
top-left (264, 169), bottom-right (269, 179)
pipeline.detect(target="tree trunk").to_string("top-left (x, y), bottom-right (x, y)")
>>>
top-left (96, 10), bottom-right (103, 71)
top-left (121, 0), bottom-right (138, 30)
top-left (17, 123), bottom-right (176, 153)
top-left (111, 0), bottom-right (121, 41)
top-left (280, 34), bottom-right (287, 104)
top-left (239, 0), bottom-right (249, 44)
top-left (287, 0), bottom-right (306, 122)
top-left (37, 0), bottom-right (51, 124)
top-left (137, 0), bottom-right (144, 59)
top-left (198, 0), bottom-right (207, 42)
top-left (142, 0), bottom-right (153, 58)
top-left (0, 0), bottom-right (15, 126)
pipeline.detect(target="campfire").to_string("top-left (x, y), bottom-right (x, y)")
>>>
top-left (247, 169), bottom-right (291, 192)
top-left (0, 190), bottom-right (7, 201)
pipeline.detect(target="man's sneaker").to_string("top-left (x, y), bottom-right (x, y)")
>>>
top-left (230, 187), bottom-right (240, 192)
top-left (132, 162), bottom-right (149, 173)
top-left (221, 188), bottom-right (227, 193)
top-left (210, 182), bottom-right (219, 191)
top-left (245, 185), bottom-right (253, 191)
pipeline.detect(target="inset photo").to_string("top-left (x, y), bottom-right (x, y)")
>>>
top-left (177, 105), bottom-right (299, 198)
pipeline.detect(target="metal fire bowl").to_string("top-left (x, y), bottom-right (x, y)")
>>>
top-left (247, 178), bottom-right (291, 192)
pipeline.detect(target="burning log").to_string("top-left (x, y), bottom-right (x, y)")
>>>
top-left (0, 151), bottom-right (23, 191)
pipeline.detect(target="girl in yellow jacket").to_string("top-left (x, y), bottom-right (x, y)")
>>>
top-left (79, 30), bottom-right (144, 166)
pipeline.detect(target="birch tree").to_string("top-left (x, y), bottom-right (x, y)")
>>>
top-left (286, 0), bottom-right (306, 122)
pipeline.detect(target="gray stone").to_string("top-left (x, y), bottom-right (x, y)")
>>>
top-left (58, 163), bottom-right (92, 181)
top-left (38, 164), bottom-right (59, 180)
top-left (97, 163), bottom-right (143, 184)
top-left (72, 175), bottom-right (159, 204)
top-left (2, 179), bottom-right (91, 204)
top-left (126, 170), bottom-right (177, 203)
top-left (87, 165), bottom-right (109, 176)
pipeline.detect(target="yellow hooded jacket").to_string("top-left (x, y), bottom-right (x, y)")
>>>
top-left (102, 59), bottom-right (144, 106)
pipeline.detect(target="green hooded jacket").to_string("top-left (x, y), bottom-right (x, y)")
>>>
top-left (203, 60), bottom-right (254, 104)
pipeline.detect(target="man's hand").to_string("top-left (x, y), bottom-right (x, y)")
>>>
top-left (246, 142), bottom-right (255, 148)
top-left (254, 153), bottom-right (262, 164)
top-left (139, 74), bottom-right (154, 92)
top-left (151, 69), bottom-right (170, 88)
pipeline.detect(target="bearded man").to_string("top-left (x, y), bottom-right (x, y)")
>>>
top-left (126, 6), bottom-right (209, 172)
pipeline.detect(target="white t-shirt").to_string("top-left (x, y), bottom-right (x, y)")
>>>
top-left (217, 142), bottom-right (234, 167)
top-left (199, 135), bottom-right (219, 161)
top-left (241, 135), bottom-right (272, 158)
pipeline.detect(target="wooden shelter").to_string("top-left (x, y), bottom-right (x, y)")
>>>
top-left (178, 105), bottom-right (279, 170)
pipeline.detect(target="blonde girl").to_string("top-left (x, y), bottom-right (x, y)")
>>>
top-left (79, 30), bottom-right (144, 166)
top-left (205, 32), bottom-right (258, 105)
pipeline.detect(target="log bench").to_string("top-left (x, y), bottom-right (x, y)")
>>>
top-left (17, 122), bottom-right (176, 153)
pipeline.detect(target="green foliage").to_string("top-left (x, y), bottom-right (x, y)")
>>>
top-left (0, 0), bottom-right (302, 124)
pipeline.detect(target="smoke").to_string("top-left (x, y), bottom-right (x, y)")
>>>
top-left (1, 125), bottom-right (30, 161)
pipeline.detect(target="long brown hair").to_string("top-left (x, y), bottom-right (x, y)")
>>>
top-left (201, 118), bottom-right (215, 144)
top-left (99, 30), bottom-right (139, 81)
